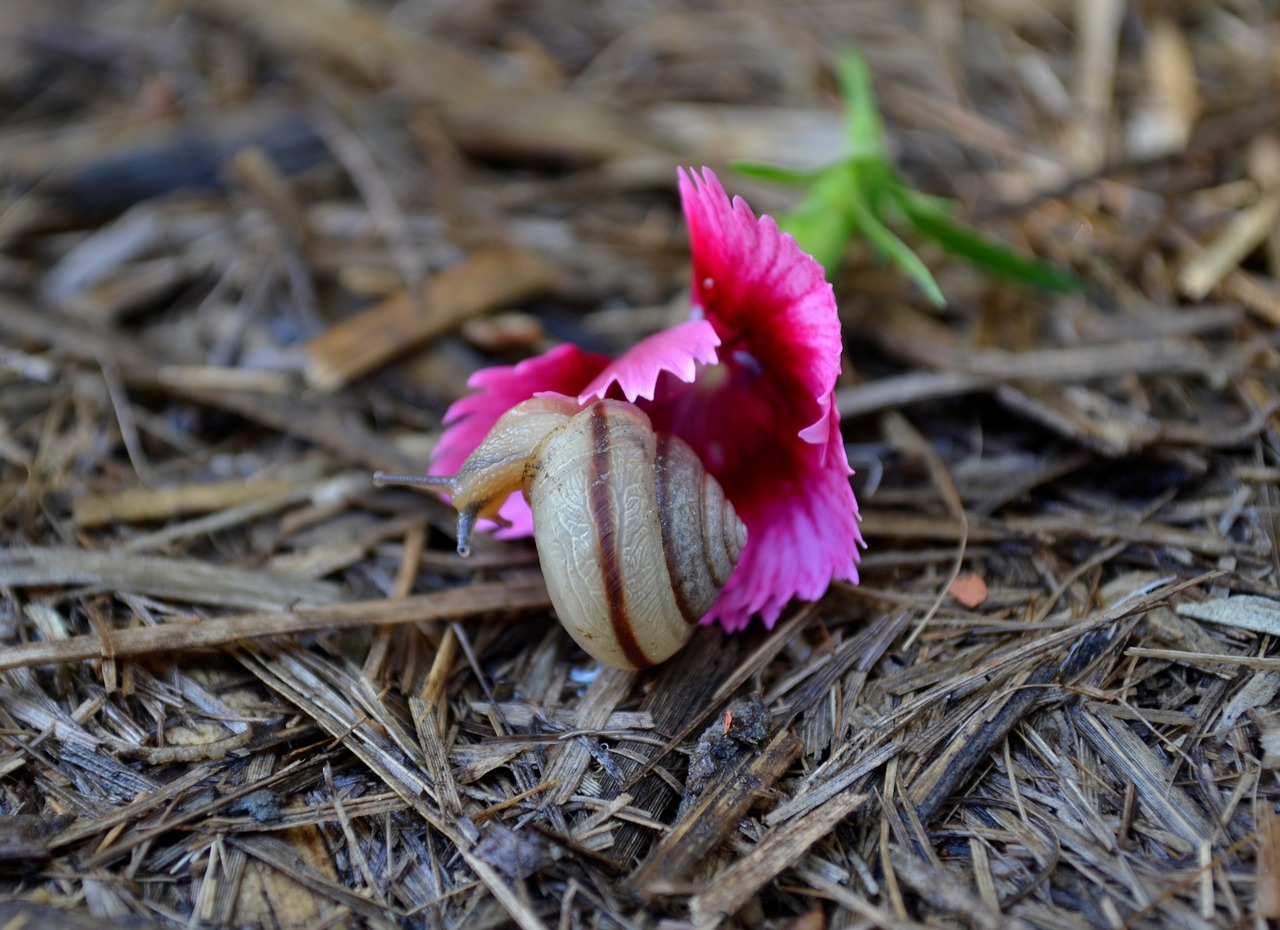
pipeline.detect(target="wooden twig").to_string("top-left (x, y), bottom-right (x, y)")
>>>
top-left (0, 579), bottom-right (549, 671)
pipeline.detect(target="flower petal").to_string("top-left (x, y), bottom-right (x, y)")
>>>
top-left (578, 319), bottom-right (720, 404)
top-left (650, 168), bottom-right (858, 632)
top-left (679, 167), bottom-right (843, 442)
top-left (493, 490), bottom-right (536, 539)
top-left (705, 407), bottom-right (863, 632)
top-left (432, 344), bottom-right (610, 474)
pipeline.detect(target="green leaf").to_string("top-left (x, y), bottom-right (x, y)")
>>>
top-left (837, 49), bottom-right (886, 160)
top-left (858, 159), bottom-right (901, 221)
top-left (892, 185), bottom-right (958, 218)
top-left (845, 178), bottom-right (946, 305)
top-left (730, 160), bottom-right (823, 186)
top-left (780, 167), bottom-right (860, 275)
top-left (739, 45), bottom-right (1077, 301)
top-left (896, 192), bottom-right (1081, 292)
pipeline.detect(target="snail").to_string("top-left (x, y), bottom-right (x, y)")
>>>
top-left (374, 396), bottom-right (747, 669)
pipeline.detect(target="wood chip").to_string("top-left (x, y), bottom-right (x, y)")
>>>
top-left (1259, 805), bottom-right (1280, 919)
top-left (304, 245), bottom-right (556, 391)
top-left (628, 729), bottom-right (802, 901)
top-left (75, 475), bottom-right (312, 527)
top-left (1177, 594), bottom-right (1280, 637)
top-left (689, 789), bottom-right (867, 928)
top-left (1127, 17), bottom-right (1200, 158)
top-left (1179, 191), bottom-right (1280, 300)
top-left (0, 578), bottom-right (549, 671)
top-left (0, 547), bottom-right (342, 610)
top-left (996, 383), bottom-right (1162, 457)
top-left (1069, 704), bottom-right (1216, 852)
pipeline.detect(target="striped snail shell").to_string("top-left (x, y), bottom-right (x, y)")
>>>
top-left (374, 397), bottom-right (747, 669)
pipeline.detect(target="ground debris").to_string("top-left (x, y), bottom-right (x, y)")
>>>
top-left (0, 1), bottom-right (1276, 928)
top-left (680, 693), bottom-right (773, 815)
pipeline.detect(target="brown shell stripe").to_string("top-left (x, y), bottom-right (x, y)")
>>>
top-left (702, 472), bottom-right (733, 588)
top-left (655, 433), bottom-right (702, 625)
top-left (588, 404), bottom-right (651, 669)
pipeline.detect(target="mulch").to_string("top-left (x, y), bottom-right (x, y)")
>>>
top-left (1, 1), bottom-right (1278, 927)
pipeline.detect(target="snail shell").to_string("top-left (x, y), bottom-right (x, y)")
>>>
top-left (375, 397), bottom-right (747, 669)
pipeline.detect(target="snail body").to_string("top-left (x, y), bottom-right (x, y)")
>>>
top-left (375, 397), bottom-right (746, 669)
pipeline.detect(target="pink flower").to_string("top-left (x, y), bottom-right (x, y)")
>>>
top-left (431, 167), bottom-right (862, 632)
